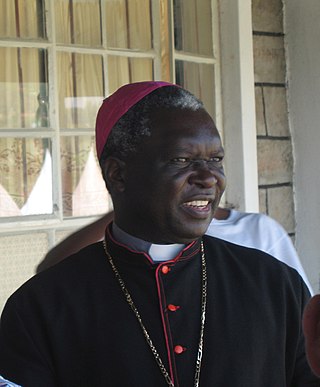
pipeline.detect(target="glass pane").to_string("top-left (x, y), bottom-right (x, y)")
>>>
top-left (60, 136), bottom-right (110, 217)
top-left (176, 60), bottom-right (216, 119)
top-left (106, 0), bottom-right (152, 50)
top-left (55, 0), bottom-right (101, 46)
top-left (174, 0), bottom-right (213, 56)
top-left (107, 56), bottom-right (153, 94)
top-left (0, 137), bottom-right (52, 217)
top-left (57, 52), bottom-right (103, 129)
top-left (0, 0), bottom-right (46, 39)
top-left (0, 48), bottom-right (48, 129)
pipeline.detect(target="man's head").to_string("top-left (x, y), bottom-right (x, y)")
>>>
top-left (96, 81), bottom-right (226, 244)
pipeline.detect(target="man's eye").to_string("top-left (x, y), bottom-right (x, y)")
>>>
top-left (209, 156), bottom-right (224, 163)
top-left (172, 157), bottom-right (190, 163)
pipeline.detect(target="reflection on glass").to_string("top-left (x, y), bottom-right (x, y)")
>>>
top-left (174, 0), bottom-right (213, 56)
top-left (57, 52), bottom-right (103, 129)
top-left (107, 56), bottom-right (153, 94)
top-left (0, 48), bottom-right (48, 129)
top-left (106, 0), bottom-right (152, 50)
top-left (176, 60), bottom-right (215, 119)
top-left (55, 0), bottom-right (101, 46)
top-left (0, 0), bottom-right (46, 39)
top-left (60, 136), bottom-right (110, 217)
top-left (0, 137), bottom-right (52, 217)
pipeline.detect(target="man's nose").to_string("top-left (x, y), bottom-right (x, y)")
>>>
top-left (188, 160), bottom-right (219, 187)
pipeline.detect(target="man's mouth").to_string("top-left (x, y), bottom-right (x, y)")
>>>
top-left (181, 199), bottom-right (212, 219)
top-left (183, 200), bottom-right (210, 210)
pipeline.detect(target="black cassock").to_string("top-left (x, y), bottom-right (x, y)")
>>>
top-left (0, 226), bottom-right (319, 387)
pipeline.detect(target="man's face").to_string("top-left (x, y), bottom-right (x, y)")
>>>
top-left (116, 107), bottom-right (226, 244)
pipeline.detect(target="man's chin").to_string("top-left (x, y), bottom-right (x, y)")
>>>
top-left (171, 225), bottom-right (210, 244)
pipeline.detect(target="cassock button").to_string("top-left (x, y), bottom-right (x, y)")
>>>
top-left (168, 304), bottom-right (180, 312)
top-left (161, 265), bottom-right (170, 274)
top-left (174, 345), bottom-right (186, 354)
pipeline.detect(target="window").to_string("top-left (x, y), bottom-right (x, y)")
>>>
top-left (0, 0), bottom-right (220, 224)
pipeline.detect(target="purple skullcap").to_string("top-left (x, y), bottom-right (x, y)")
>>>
top-left (95, 81), bottom-right (177, 159)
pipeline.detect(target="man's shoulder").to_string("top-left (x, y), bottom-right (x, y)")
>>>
top-left (202, 234), bottom-right (302, 282)
top-left (203, 233), bottom-right (269, 256)
top-left (38, 241), bottom-right (105, 276)
top-left (202, 235), bottom-right (309, 304)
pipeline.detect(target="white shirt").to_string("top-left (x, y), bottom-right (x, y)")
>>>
top-left (206, 209), bottom-right (313, 294)
top-left (0, 375), bottom-right (21, 387)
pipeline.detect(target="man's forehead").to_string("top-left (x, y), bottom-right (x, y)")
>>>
top-left (148, 112), bottom-right (221, 150)
top-left (150, 106), bottom-right (216, 130)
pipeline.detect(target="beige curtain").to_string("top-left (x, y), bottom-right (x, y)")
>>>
top-left (0, 45), bottom-right (48, 215)
top-left (174, 0), bottom-right (213, 56)
top-left (174, 0), bottom-right (216, 119)
top-left (57, 52), bottom-right (103, 129)
top-left (0, 0), bottom-right (40, 39)
top-left (106, 0), bottom-right (152, 50)
top-left (0, 1), bottom-right (49, 216)
top-left (54, 0), bottom-right (101, 46)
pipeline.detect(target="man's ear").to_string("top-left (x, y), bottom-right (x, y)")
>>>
top-left (303, 294), bottom-right (320, 376)
top-left (103, 157), bottom-right (127, 193)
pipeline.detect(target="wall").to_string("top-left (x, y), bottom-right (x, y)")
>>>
top-left (252, 0), bottom-right (296, 235)
top-left (285, 0), bottom-right (320, 292)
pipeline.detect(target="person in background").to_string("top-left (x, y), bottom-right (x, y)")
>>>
top-left (208, 207), bottom-right (313, 294)
top-left (303, 294), bottom-right (320, 377)
top-left (0, 376), bottom-right (21, 387)
top-left (37, 207), bottom-right (313, 294)
top-left (0, 81), bottom-right (318, 386)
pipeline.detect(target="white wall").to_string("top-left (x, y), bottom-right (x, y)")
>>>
top-left (285, 1), bottom-right (320, 293)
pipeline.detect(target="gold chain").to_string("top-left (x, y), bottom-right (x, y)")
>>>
top-left (103, 240), bottom-right (207, 387)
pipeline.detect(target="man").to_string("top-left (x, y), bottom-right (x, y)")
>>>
top-left (0, 81), bottom-right (318, 386)
top-left (303, 294), bottom-right (320, 377)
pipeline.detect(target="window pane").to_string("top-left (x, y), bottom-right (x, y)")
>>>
top-left (0, 0), bottom-right (46, 39)
top-left (107, 56), bottom-right (153, 93)
top-left (0, 137), bottom-right (52, 217)
top-left (176, 60), bottom-right (216, 119)
top-left (174, 0), bottom-right (213, 56)
top-left (106, 0), bottom-right (152, 50)
top-left (0, 48), bottom-right (48, 129)
top-left (55, 0), bottom-right (101, 46)
top-left (57, 52), bottom-right (103, 129)
top-left (60, 136), bottom-right (110, 217)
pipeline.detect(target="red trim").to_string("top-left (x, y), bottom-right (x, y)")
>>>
top-left (106, 227), bottom-right (154, 265)
top-left (106, 226), bottom-right (198, 266)
top-left (106, 225), bottom-right (201, 385)
top-left (155, 263), bottom-right (176, 386)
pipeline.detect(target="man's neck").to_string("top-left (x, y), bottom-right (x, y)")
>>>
top-left (112, 223), bottom-right (185, 262)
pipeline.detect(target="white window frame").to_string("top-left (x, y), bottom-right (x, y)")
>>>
top-left (219, 0), bottom-right (259, 212)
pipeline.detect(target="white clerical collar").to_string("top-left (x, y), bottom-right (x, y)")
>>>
top-left (112, 223), bottom-right (185, 262)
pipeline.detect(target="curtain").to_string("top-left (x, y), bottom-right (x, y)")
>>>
top-left (0, 45), bottom-right (49, 216)
top-left (173, 0), bottom-right (216, 120)
top-left (106, 0), bottom-right (152, 50)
